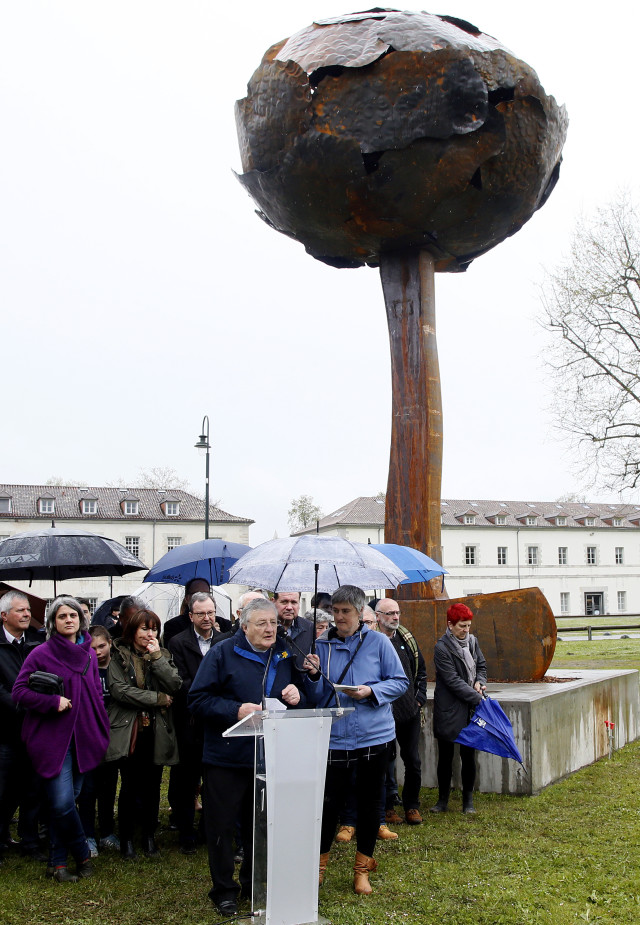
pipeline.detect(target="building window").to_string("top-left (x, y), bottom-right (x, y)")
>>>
top-left (618, 591), bottom-right (627, 612)
top-left (497, 547), bottom-right (507, 565)
top-left (613, 517), bottom-right (624, 527)
top-left (560, 592), bottom-right (570, 614)
top-left (87, 597), bottom-right (97, 615)
top-left (615, 547), bottom-right (624, 565)
top-left (586, 546), bottom-right (597, 565)
top-left (465, 546), bottom-right (477, 566)
top-left (165, 501), bottom-right (180, 516)
top-left (39, 498), bottom-right (55, 514)
top-left (495, 515), bottom-right (506, 525)
top-left (526, 516), bottom-right (537, 526)
top-left (0, 535), bottom-right (9, 541)
top-left (585, 517), bottom-right (596, 526)
top-left (526, 546), bottom-right (539, 566)
top-left (81, 500), bottom-right (97, 515)
top-left (125, 536), bottom-right (140, 558)
top-left (124, 501), bottom-right (139, 515)
top-left (558, 547), bottom-right (568, 565)
top-left (556, 516), bottom-right (567, 526)
top-left (0, 498), bottom-right (11, 514)
top-left (167, 536), bottom-right (182, 551)
top-left (463, 514), bottom-right (476, 525)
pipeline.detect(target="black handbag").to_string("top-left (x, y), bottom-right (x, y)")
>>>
top-left (28, 670), bottom-right (64, 696)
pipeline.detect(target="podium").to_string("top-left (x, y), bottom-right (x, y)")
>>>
top-left (224, 706), bottom-right (352, 925)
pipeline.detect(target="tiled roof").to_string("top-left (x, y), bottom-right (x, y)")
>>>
top-left (0, 484), bottom-right (253, 524)
top-left (297, 496), bottom-right (640, 532)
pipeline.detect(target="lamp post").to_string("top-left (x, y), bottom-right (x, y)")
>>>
top-left (194, 416), bottom-right (210, 539)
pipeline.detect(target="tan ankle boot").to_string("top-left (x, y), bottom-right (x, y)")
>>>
top-left (335, 825), bottom-right (355, 843)
top-left (319, 851), bottom-right (330, 885)
top-left (353, 851), bottom-right (377, 894)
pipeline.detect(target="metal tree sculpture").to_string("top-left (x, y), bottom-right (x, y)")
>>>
top-left (235, 9), bottom-right (566, 677)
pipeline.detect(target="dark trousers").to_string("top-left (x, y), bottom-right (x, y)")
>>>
top-left (202, 763), bottom-right (254, 904)
top-left (436, 738), bottom-right (476, 796)
top-left (117, 728), bottom-right (164, 842)
top-left (171, 733), bottom-right (204, 845)
top-left (77, 761), bottom-right (119, 839)
top-left (320, 744), bottom-right (388, 858)
top-left (395, 714), bottom-right (422, 810)
top-left (0, 740), bottom-right (42, 850)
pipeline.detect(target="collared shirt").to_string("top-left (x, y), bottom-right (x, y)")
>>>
top-left (194, 627), bottom-right (214, 659)
top-left (3, 626), bottom-right (24, 646)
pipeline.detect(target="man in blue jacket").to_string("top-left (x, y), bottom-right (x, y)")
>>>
top-left (189, 597), bottom-right (305, 917)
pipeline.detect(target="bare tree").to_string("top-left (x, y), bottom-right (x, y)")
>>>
top-left (106, 467), bottom-right (191, 492)
top-left (541, 193), bottom-right (640, 489)
top-left (288, 494), bottom-right (323, 533)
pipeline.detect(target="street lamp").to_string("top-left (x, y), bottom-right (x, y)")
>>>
top-left (194, 415), bottom-right (210, 539)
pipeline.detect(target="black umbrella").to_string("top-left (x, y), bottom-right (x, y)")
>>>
top-left (0, 526), bottom-right (147, 596)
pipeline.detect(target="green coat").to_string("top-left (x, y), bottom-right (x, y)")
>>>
top-left (105, 640), bottom-right (182, 766)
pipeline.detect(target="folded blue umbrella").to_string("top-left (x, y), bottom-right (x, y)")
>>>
top-left (369, 542), bottom-right (447, 586)
top-left (143, 539), bottom-right (251, 587)
top-left (455, 696), bottom-right (524, 766)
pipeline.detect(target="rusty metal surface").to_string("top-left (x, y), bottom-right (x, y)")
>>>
top-left (235, 9), bottom-right (567, 272)
top-left (399, 587), bottom-right (557, 682)
top-left (381, 250), bottom-right (445, 602)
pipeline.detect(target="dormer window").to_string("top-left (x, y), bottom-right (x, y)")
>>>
top-left (124, 501), bottom-right (139, 516)
top-left (81, 499), bottom-right (97, 515)
top-left (495, 515), bottom-right (506, 525)
top-left (613, 518), bottom-right (623, 527)
top-left (165, 501), bottom-right (179, 516)
top-left (39, 498), bottom-right (55, 515)
top-left (0, 496), bottom-right (11, 514)
top-left (585, 517), bottom-right (596, 527)
top-left (556, 516), bottom-right (567, 526)
top-left (526, 516), bottom-right (537, 526)
top-left (463, 514), bottom-right (476, 525)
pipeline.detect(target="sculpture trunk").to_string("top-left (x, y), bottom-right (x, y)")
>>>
top-left (381, 249), bottom-right (446, 601)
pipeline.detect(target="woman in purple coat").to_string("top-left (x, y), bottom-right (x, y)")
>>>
top-left (13, 596), bottom-right (110, 882)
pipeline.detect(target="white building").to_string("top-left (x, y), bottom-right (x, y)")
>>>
top-left (0, 484), bottom-right (253, 610)
top-left (296, 496), bottom-right (640, 617)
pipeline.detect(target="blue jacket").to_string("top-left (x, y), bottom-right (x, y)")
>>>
top-left (188, 627), bottom-right (305, 768)
top-left (305, 625), bottom-right (408, 750)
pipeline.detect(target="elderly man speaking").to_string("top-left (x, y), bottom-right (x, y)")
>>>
top-left (189, 597), bottom-right (305, 918)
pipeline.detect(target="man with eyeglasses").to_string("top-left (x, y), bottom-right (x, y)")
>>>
top-left (167, 592), bottom-right (228, 854)
top-left (375, 598), bottom-right (427, 825)
top-left (189, 598), bottom-right (305, 917)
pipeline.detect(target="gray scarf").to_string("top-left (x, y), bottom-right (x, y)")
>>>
top-left (446, 627), bottom-right (476, 686)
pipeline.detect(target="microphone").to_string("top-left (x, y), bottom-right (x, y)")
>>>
top-left (277, 626), bottom-right (341, 711)
top-left (261, 645), bottom-right (275, 711)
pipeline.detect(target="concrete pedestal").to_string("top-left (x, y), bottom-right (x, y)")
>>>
top-left (413, 669), bottom-right (639, 795)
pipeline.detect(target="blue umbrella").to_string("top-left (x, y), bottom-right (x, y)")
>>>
top-left (455, 696), bottom-right (524, 766)
top-left (143, 539), bottom-right (252, 587)
top-left (369, 543), bottom-right (447, 586)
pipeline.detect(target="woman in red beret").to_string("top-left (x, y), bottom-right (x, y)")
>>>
top-left (430, 603), bottom-right (487, 814)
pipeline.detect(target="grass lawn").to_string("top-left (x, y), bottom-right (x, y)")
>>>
top-left (2, 639), bottom-right (639, 925)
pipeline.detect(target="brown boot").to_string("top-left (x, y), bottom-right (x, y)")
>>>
top-left (335, 825), bottom-right (355, 843)
top-left (319, 851), bottom-right (330, 885)
top-left (377, 824), bottom-right (398, 840)
top-left (353, 851), bottom-right (378, 895)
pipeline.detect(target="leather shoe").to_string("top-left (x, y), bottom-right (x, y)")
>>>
top-left (406, 808), bottom-right (423, 825)
top-left (143, 836), bottom-right (160, 858)
top-left (215, 899), bottom-right (238, 916)
top-left (377, 824), bottom-right (398, 840)
top-left (120, 840), bottom-right (138, 861)
top-left (385, 808), bottom-right (403, 825)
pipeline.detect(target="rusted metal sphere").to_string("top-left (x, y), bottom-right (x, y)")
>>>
top-left (235, 9), bottom-right (568, 272)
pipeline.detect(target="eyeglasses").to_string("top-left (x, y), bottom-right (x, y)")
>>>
top-left (191, 610), bottom-right (216, 619)
top-left (362, 619), bottom-right (377, 627)
top-left (376, 609), bottom-right (401, 616)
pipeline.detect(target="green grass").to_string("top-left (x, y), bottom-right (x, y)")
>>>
top-left (2, 639), bottom-right (639, 925)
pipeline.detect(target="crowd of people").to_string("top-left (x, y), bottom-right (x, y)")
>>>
top-left (0, 581), bottom-right (487, 914)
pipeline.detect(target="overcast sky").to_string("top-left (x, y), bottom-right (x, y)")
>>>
top-left (1, 1), bottom-right (638, 544)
